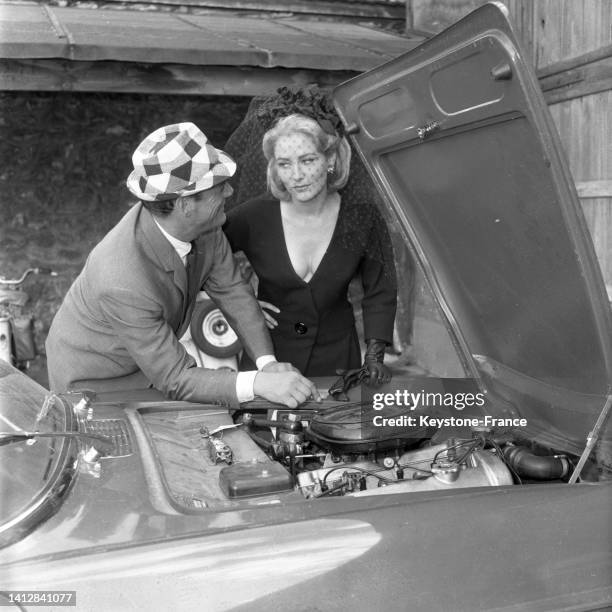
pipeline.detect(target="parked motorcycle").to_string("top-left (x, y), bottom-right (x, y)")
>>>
top-left (0, 267), bottom-right (58, 369)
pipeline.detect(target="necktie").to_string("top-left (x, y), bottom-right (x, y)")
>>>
top-left (184, 241), bottom-right (199, 320)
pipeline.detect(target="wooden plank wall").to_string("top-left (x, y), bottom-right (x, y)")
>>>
top-left (521, 0), bottom-right (612, 287)
top-left (410, 0), bottom-right (612, 285)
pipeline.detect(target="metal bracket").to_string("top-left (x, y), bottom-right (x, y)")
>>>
top-left (200, 426), bottom-right (234, 465)
top-left (416, 120), bottom-right (440, 140)
top-left (568, 392), bottom-right (612, 484)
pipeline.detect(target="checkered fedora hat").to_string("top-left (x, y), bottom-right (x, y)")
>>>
top-left (126, 122), bottom-right (236, 201)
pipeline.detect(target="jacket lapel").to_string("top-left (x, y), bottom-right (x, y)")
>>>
top-left (139, 205), bottom-right (188, 299)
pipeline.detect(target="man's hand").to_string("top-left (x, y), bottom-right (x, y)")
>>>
top-left (261, 361), bottom-right (299, 374)
top-left (253, 371), bottom-right (321, 408)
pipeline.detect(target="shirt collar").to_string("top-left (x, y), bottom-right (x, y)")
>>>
top-left (153, 218), bottom-right (192, 262)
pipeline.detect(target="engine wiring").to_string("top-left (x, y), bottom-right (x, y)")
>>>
top-left (325, 439), bottom-right (487, 492)
top-left (322, 465), bottom-right (393, 486)
top-left (320, 464), bottom-right (395, 490)
top-left (316, 480), bottom-right (349, 498)
top-left (315, 449), bottom-right (456, 498)
top-left (395, 457), bottom-right (434, 475)
top-left (431, 438), bottom-right (483, 464)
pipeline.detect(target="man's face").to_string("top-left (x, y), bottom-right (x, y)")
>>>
top-left (186, 182), bottom-right (233, 235)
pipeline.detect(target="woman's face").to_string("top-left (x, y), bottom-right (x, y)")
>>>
top-left (273, 131), bottom-right (330, 204)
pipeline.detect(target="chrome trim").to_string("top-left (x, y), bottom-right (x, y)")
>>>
top-left (0, 396), bottom-right (79, 548)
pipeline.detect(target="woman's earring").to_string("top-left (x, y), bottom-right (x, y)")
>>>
top-left (327, 166), bottom-right (335, 175)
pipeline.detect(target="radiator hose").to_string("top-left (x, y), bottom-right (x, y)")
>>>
top-left (503, 446), bottom-right (571, 480)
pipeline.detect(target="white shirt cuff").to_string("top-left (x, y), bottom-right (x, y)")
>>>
top-left (235, 356), bottom-right (277, 403)
top-left (236, 371), bottom-right (258, 403)
top-left (255, 355), bottom-right (276, 369)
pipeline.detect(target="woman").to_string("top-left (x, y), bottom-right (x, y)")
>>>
top-left (223, 88), bottom-right (397, 385)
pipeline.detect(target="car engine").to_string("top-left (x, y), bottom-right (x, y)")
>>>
top-left (224, 401), bottom-right (574, 500)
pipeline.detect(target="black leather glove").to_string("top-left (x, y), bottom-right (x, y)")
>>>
top-left (328, 339), bottom-right (392, 400)
top-left (362, 338), bottom-right (391, 387)
top-left (328, 368), bottom-right (366, 402)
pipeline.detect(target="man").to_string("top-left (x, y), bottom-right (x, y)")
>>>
top-left (46, 122), bottom-right (319, 408)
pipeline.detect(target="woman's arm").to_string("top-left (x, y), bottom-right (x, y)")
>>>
top-left (359, 205), bottom-right (399, 345)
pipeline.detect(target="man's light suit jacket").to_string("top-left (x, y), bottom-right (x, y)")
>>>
top-left (46, 203), bottom-right (272, 407)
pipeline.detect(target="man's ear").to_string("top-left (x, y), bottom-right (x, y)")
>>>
top-left (176, 195), bottom-right (191, 217)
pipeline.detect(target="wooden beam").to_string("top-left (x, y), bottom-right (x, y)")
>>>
top-left (539, 55), bottom-right (612, 105)
top-left (542, 76), bottom-right (612, 105)
top-left (576, 181), bottom-right (612, 200)
top-left (0, 59), bottom-right (358, 96)
top-left (112, 0), bottom-right (406, 20)
top-left (537, 44), bottom-right (612, 79)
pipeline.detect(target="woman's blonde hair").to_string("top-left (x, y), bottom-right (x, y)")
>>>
top-left (262, 114), bottom-right (351, 200)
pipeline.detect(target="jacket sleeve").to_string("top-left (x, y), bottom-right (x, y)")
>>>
top-left (98, 287), bottom-right (240, 407)
top-left (203, 229), bottom-right (274, 362)
top-left (359, 206), bottom-right (399, 345)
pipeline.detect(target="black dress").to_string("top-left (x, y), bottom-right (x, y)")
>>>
top-left (223, 195), bottom-right (397, 376)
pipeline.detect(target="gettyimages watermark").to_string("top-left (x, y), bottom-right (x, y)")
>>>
top-left (360, 378), bottom-right (528, 439)
top-left (371, 386), bottom-right (485, 411)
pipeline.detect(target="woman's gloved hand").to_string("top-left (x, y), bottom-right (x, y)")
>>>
top-left (362, 338), bottom-right (391, 387)
top-left (328, 339), bottom-right (392, 401)
top-left (328, 367), bottom-right (365, 401)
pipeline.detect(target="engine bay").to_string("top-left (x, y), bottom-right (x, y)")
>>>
top-left (135, 395), bottom-right (608, 512)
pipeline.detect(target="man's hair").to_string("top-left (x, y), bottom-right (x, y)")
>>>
top-left (140, 198), bottom-right (177, 215)
top-left (262, 114), bottom-right (351, 200)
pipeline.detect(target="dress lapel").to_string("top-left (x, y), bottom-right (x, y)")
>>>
top-left (274, 199), bottom-right (344, 287)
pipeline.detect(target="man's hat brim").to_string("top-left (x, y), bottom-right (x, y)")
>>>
top-left (127, 149), bottom-right (236, 202)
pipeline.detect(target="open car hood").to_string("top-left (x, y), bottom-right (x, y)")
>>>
top-left (333, 2), bottom-right (612, 453)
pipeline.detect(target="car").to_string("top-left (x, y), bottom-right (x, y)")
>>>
top-left (1, 3), bottom-right (611, 611)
